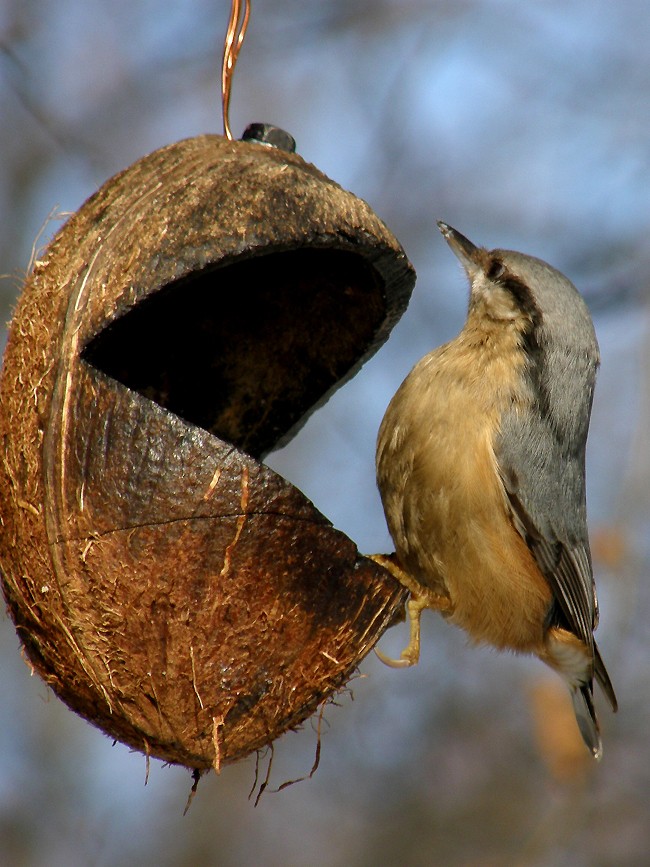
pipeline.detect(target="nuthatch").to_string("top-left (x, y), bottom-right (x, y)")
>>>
top-left (375, 222), bottom-right (617, 759)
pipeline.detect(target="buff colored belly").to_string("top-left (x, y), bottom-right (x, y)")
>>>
top-left (379, 339), bottom-right (553, 653)
top-left (405, 418), bottom-right (552, 651)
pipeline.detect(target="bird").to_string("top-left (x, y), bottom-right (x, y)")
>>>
top-left (374, 221), bottom-right (617, 759)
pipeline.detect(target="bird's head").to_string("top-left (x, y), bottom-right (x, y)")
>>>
top-left (437, 221), bottom-right (597, 358)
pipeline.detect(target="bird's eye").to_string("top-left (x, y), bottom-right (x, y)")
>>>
top-left (487, 259), bottom-right (506, 281)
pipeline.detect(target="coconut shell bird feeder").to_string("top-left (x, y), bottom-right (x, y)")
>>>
top-left (0, 107), bottom-right (416, 770)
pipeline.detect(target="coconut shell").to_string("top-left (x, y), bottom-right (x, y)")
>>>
top-left (0, 134), bottom-right (413, 770)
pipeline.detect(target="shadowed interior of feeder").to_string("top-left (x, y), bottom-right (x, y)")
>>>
top-left (82, 248), bottom-right (385, 458)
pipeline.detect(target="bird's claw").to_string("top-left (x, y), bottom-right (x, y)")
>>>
top-left (374, 643), bottom-right (420, 668)
top-left (369, 553), bottom-right (451, 669)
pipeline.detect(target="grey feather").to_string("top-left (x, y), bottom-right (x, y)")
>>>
top-left (492, 249), bottom-right (617, 719)
top-left (572, 684), bottom-right (603, 760)
top-left (493, 251), bottom-right (600, 653)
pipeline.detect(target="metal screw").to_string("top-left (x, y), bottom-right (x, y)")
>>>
top-left (240, 123), bottom-right (296, 153)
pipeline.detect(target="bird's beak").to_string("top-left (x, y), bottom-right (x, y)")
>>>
top-left (437, 221), bottom-right (482, 275)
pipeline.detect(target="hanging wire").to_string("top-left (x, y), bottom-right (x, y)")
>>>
top-left (221, 0), bottom-right (251, 140)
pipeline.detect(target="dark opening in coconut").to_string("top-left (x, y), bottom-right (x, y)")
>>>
top-left (82, 248), bottom-right (385, 459)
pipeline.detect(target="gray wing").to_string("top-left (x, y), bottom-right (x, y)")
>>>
top-left (495, 347), bottom-right (598, 653)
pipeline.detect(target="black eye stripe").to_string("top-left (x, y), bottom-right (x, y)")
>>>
top-left (486, 258), bottom-right (542, 324)
top-left (487, 259), bottom-right (505, 280)
top-left (502, 275), bottom-right (532, 306)
top-left (504, 277), bottom-right (542, 323)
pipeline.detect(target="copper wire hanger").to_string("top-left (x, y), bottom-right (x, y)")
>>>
top-left (221, 0), bottom-right (251, 140)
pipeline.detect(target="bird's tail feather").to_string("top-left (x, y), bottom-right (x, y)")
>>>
top-left (571, 684), bottom-right (602, 760)
top-left (594, 641), bottom-right (618, 712)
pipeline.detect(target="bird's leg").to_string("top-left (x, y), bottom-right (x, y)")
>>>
top-left (369, 554), bottom-right (451, 668)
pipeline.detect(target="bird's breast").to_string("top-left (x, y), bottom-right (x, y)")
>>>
top-left (377, 331), bottom-right (552, 652)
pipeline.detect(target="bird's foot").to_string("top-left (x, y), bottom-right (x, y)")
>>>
top-left (369, 554), bottom-right (451, 668)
